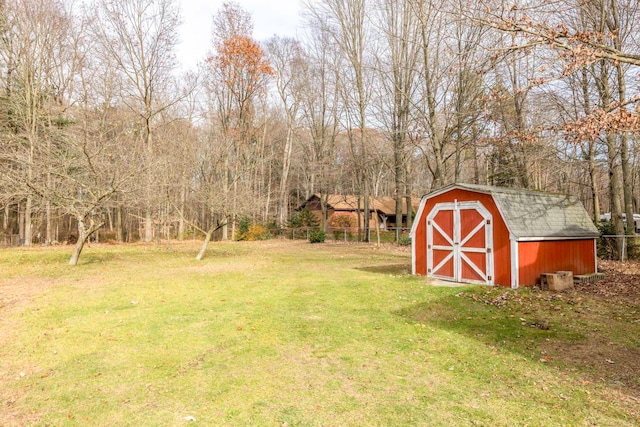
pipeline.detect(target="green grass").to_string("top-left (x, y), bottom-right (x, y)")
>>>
top-left (0, 241), bottom-right (638, 426)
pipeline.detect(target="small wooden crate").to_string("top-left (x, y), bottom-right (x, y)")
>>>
top-left (540, 271), bottom-right (574, 291)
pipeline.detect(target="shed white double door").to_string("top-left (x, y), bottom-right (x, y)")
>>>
top-left (426, 201), bottom-right (494, 285)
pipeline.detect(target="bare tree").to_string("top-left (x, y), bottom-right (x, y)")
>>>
top-left (309, 0), bottom-right (375, 241)
top-left (475, 0), bottom-right (640, 67)
top-left (0, 0), bottom-right (76, 246)
top-left (295, 19), bottom-right (342, 230)
top-left (265, 36), bottom-right (305, 227)
top-left (205, 1), bottom-right (273, 241)
top-left (373, 0), bottom-right (421, 240)
top-left (92, 0), bottom-right (181, 243)
top-left (37, 118), bottom-right (138, 265)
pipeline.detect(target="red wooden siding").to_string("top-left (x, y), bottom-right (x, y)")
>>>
top-left (413, 217), bottom-right (427, 274)
top-left (431, 209), bottom-right (455, 278)
top-left (518, 239), bottom-right (596, 287)
top-left (462, 252), bottom-right (486, 282)
top-left (460, 208), bottom-right (485, 248)
top-left (432, 210), bottom-right (453, 245)
top-left (415, 189), bottom-right (512, 287)
top-left (433, 249), bottom-right (454, 277)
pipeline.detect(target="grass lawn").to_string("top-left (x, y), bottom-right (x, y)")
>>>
top-left (1, 240), bottom-right (638, 426)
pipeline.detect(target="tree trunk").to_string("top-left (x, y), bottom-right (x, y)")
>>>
top-left (395, 191), bottom-right (403, 242)
top-left (221, 154), bottom-right (230, 241)
top-left (106, 207), bottom-right (114, 232)
top-left (24, 195), bottom-right (32, 246)
top-left (597, 60), bottom-right (625, 258)
top-left (3, 205), bottom-right (8, 232)
top-left (195, 221), bottom-right (226, 261)
top-left (321, 194), bottom-right (329, 232)
top-left (405, 196), bottom-right (413, 231)
top-left (69, 222), bottom-right (88, 266)
top-left (363, 190), bottom-right (370, 243)
top-left (69, 239), bottom-right (84, 266)
top-left (18, 202), bottom-right (24, 245)
top-left (45, 200), bottom-right (52, 245)
top-left (145, 209), bottom-right (153, 242)
top-left (178, 181), bottom-right (186, 240)
top-left (606, 133), bottom-right (625, 257)
top-left (394, 131), bottom-right (404, 242)
top-left (620, 134), bottom-right (634, 233)
top-left (609, 0), bottom-right (635, 234)
top-left (69, 217), bottom-right (103, 266)
top-left (589, 142), bottom-right (600, 222)
top-left (231, 166), bottom-right (238, 241)
top-left (45, 126), bottom-right (53, 245)
top-left (116, 204), bottom-right (124, 242)
top-left (356, 196), bottom-right (362, 241)
top-left (373, 204), bottom-right (381, 247)
top-left (278, 125), bottom-right (294, 228)
top-left (196, 229), bottom-right (213, 261)
top-left (581, 69), bottom-right (600, 222)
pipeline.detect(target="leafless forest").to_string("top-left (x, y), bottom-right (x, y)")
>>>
top-left (0, 0), bottom-right (638, 262)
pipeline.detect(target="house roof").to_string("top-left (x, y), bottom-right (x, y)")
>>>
top-left (426, 183), bottom-right (600, 239)
top-left (300, 194), bottom-right (419, 216)
top-left (372, 197), bottom-right (414, 216)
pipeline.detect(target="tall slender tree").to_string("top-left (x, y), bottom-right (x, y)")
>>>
top-left (265, 36), bottom-right (305, 228)
top-left (92, 0), bottom-right (181, 243)
top-left (374, 0), bottom-right (420, 240)
top-left (204, 1), bottom-right (272, 245)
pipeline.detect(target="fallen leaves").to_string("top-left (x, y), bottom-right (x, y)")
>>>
top-left (575, 260), bottom-right (640, 305)
top-left (457, 259), bottom-right (640, 308)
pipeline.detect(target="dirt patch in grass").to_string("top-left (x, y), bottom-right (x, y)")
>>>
top-left (355, 264), bottom-right (412, 275)
top-left (0, 276), bottom-right (56, 322)
top-left (0, 277), bottom-right (59, 426)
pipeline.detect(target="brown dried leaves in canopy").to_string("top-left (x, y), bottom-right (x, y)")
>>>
top-left (564, 103), bottom-right (640, 140)
top-left (207, 2), bottom-right (273, 140)
top-left (478, 0), bottom-right (640, 140)
top-left (213, 35), bottom-right (274, 101)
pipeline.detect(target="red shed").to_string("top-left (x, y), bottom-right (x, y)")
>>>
top-left (410, 184), bottom-right (599, 288)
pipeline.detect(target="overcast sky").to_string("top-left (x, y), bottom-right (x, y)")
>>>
top-left (177, 0), bottom-right (303, 71)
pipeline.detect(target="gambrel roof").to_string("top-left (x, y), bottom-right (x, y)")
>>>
top-left (425, 183), bottom-right (599, 240)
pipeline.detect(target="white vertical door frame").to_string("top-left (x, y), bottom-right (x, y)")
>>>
top-left (510, 236), bottom-right (519, 289)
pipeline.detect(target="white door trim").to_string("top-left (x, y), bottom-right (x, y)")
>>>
top-left (426, 201), bottom-right (494, 285)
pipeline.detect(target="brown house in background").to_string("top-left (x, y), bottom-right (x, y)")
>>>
top-left (297, 194), bottom-right (419, 231)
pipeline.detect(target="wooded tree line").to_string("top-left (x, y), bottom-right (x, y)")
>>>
top-left (0, 0), bottom-right (638, 262)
